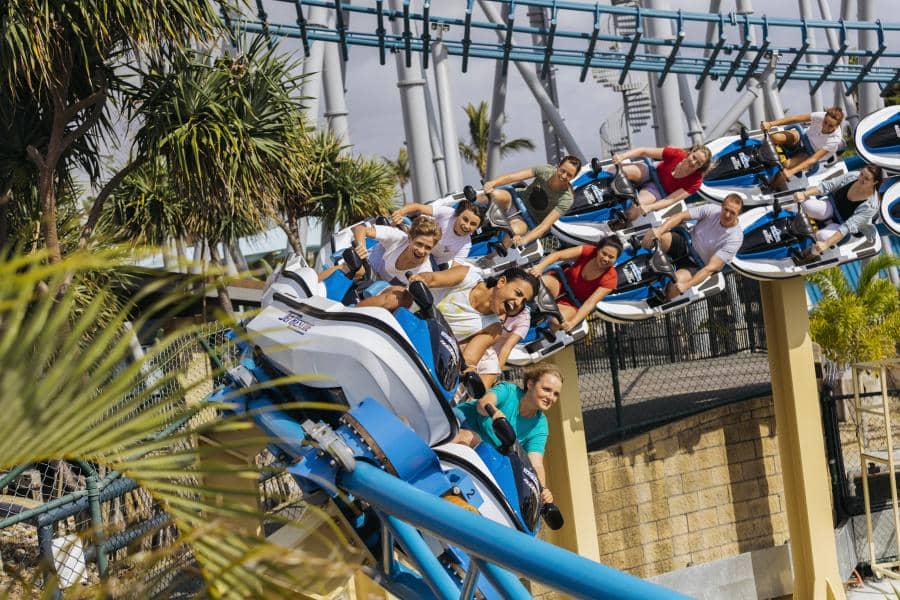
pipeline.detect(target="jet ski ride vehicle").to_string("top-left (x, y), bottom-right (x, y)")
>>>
top-left (699, 127), bottom-right (855, 207)
top-left (426, 186), bottom-right (544, 276)
top-left (855, 105), bottom-right (900, 174)
top-left (595, 232), bottom-right (726, 323)
top-left (730, 195), bottom-right (882, 281)
top-left (505, 280), bottom-right (589, 367)
top-left (880, 176), bottom-right (900, 237)
top-left (551, 158), bottom-right (690, 245)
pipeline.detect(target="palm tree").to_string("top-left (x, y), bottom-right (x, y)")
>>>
top-left (278, 128), bottom-right (396, 255)
top-left (383, 145), bottom-right (410, 204)
top-left (807, 255), bottom-right (900, 384)
top-left (0, 0), bottom-right (225, 266)
top-left (458, 101), bottom-right (535, 180)
top-left (0, 250), bottom-right (356, 595)
top-left (126, 37), bottom-right (306, 312)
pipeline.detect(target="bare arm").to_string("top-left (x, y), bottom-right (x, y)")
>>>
top-left (784, 148), bottom-right (829, 178)
top-left (484, 168), bottom-right (536, 193)
top-left (351, 223), bottom-right (377, 260)
top-left (567, 285), bottom-right (614, 329)
top-left (391, 202), bottom-right (433, 223)
top-left (517, 209), bottom-right (562, 246)
top-left (528, 452), bottom-right (553, 504)
top-left (614, 147), bottom-right (665, 162)
top-left (462, 325), bottom-right (503, 372)
top-left (409, 264), bottom-right (470, 288)
top-left (531, 245), bottom-right (584, 275)
top-left (678, 255), bottom-right (726, 293)
top-left (763, 113), bottom-right (810, 129)
top-left (641, 188), bottom-right (691, 214)
top-left (495, 332), bottom-right (523, 370)
top-left (641, 210), bottom-right (690, 248)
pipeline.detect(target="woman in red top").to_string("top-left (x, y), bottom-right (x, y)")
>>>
top-left (528, 236), bottom-right (623, 331)
top-left (611, 145), bottom-right (713, 224)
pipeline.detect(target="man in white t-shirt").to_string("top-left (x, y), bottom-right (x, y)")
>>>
top-left (641, 194), bottom-right (744, 299)
top-left (762, 106), bottom-right (845, 186)
top-left (390, 200), bottom-right (485, 265)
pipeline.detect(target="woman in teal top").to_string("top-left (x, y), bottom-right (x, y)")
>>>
top-left (456, 363), bottom-right (563, 504)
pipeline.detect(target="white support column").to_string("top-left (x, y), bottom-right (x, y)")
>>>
top-left (528, 5), bottom-right (563, 163)
top-left (301, 5), bottom-right (329, 124)
top-left (819, 0), bottom-right (859, 129)
top-left (696, 0), bottom-right (722, 132)
top-left (677, 74), bottom-right (704, 144)
top-left (486, 52), bottom-right (508, 180)
top-left (857, 0), bottom-right (884, 118)
top-left (798, 0), bottom-right (824, 112)
top-left (322, 13), bottom-right (350, 145)
top-left (643, 0), bottom-right (686, 146)
top-left (389, 0), bottom-right (438, 203)
top-left (479, 0), bottom-right (584, 159)
top-left (433, 39), bottom-right (465, 192)
top-left (422, 72), bottom-right (449, 197)
top-left (736, 0), bottom-right (766, 128)
top-left (706, 75), bottom-right (766, 140)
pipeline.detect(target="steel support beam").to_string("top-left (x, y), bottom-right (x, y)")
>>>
top-left (528, 5), bottom-right (563, 163)
top-left (322, 14), bottom-right (350, 145)
top-left (479, 0), bottom-right (584, 159)
top-left (422, 71), bottom-right (449, 196)
top-left (696, 0), bottom-right (722, 131)
top-left (301, 5), bottom-right (329, 123)
top-left (486, 4), bottom-right (510, 179)
top-left (798, 0), bottom-right (824, 111)
top-left (433, 39), bottom-right (465, 192)
top-left (677, 73), bottom-right (704, 144)
top-left (390, 0), bottom-right (438, 203)
top-left (857, 0), bottom-right (884, 118)
top-left (819, 0), bottom-right (859, 128)
top-left (705, 73), bottom-right (766, 140)
top-left (644, 0), bottom-right (686, 146)
top-left (736, 0), bottom-right (766, 129)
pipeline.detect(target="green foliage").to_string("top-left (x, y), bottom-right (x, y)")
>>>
top-left (127, 36), bottom-right (304, 244)
top-left (383, 145), bottom-right (410, 204)
top-left (280, 129), bottom-right (396, 231)
top-left (808, 255), bottom-right (900, 367)
top-left (0, 250), bottom-right (356, 596)
top-left (458, 101), bottom-right (535, 179)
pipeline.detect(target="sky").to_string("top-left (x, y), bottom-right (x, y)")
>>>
top-left (242, 0), bottom-right (899, 244)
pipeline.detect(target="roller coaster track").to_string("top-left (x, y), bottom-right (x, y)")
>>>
top-left (236, 0), bottom-right (899, 94)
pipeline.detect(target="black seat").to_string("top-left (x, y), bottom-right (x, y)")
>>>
top-left (532, 283), bottom-right (563, 325)
top-left (788, 213), bottom-right (815, 238)
top-left (649, 250), bottom-right (676, 279)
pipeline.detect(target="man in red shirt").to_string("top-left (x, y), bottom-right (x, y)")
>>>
top-left (611, 144), bottom-right (713, 226)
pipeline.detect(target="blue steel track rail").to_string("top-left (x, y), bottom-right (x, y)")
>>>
top-left (238, 0), bottom-right (900, 90)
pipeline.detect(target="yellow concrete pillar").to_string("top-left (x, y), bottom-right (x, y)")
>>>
top-left (759, 279), bottom-right (845, 600)
top-left (544, 346), bottom-right (601, 561)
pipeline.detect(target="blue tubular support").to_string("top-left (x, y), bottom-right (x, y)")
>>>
top-left (376, 0), bottom-right (386, 65)
top-left (540, 1), bottom-right (559, 80)
top-left (384, 514), bottom-right (459, 600)
top-left (695, 14), bottom-right (725, 89)
top-left (811, 20), bottom-right (848, 95)
top-left (737, 16), bottom-right (769, 91)
top-left (335, 0), bottom-right (349, 61)
top-left (618, 5), bottom-right (642, 85)
top-left (462, 0), bottom-right (474, 73)
top-left (402, 0), bottom-right (412, 68)
top-left (294, 0), bottom-right (310, 57)
top-left (658, 10), bottom-right (685, 85)
top-left (720, 14), bottom-right (751, 91)
top-left (340, 462), bottom-right (690, 600)
top-left (421, 0), bottom-right (432, 69)
top-left (579, 3), bottom-right (601, 83)
top-left (847, 21), bottom-right (886, 95)
top-left (501, 1), bottom-right (518, 77)
top-left (472, 558), bottom-right (532, 600)
top-left (777, 17), bottom-right (809, 90)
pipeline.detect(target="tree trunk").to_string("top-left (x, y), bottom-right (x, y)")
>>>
top-left (275, 215), bottom-right (304, 255)
top-left (228, 240), bottom-right (250, 272)
top-left (208, 243), bottom-right (235, 316)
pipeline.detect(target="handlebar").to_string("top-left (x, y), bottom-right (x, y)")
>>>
top-left (484, 403), bottom-right (517, 455)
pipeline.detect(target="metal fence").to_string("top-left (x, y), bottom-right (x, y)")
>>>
top-left (576, 271), bottom-right (772, 450)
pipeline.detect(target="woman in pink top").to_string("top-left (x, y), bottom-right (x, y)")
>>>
top-left (612, 144), bottom-right (713, 225)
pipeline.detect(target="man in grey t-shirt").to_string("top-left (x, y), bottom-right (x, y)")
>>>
top-left (481, 155), bottom-right (581, 249)
top-left (640, 194), bottom-right (744, 299)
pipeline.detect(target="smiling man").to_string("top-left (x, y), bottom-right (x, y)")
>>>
top-left (455, 363), bottom-right (563, 505)
top-left (640, 193), bottom-right (744, 299)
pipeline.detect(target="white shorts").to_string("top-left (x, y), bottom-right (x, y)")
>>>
top-left (475, 347), bottom-right (502, 375)
top-left (634, 162), bottom-right (664, 201)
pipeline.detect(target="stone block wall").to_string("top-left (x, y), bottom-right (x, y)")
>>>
top-left (588, 395), bottom-right (789, 578)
